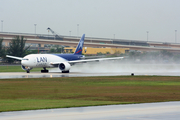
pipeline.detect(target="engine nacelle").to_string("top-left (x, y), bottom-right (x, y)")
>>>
top-left (21, 65), bottom-right (33, 71)
top-left (58, 62), bottom-right (71, 71)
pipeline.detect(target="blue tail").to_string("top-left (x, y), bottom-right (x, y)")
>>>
top-left (74, 34), bottom-right (85, 55)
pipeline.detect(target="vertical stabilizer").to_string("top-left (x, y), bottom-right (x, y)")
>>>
top-left (74, 34), bottom-right (85, 55)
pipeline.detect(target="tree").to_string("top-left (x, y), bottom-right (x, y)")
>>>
top-left (56, 46), bottom-right (64, 53)
top-left (26, 50), bottom-right (38, 54)
top-left (97, 52), bottom-right (104, 55)
top-left (106, 51), bottom-right (110, 54)
top-left (48, 45), bottom-right (64, 53)
top-left (49, 48), bottom-right (56, 53)
top-left (0, 38), bottom-right (6, 59)
top-left (7, 36), bottom-right (29, 62)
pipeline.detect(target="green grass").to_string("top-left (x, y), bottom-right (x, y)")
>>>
top-left (0, 65), bottom-right (41, 72)
top-left (0, 99), bottom-right (123, 112)
top-left (0, 76), bottom-right (180, 112)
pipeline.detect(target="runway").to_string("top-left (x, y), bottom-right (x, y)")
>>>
top-left (1, 63), bottom-right (180, 79)
top-left (0, 71), bottom-right (180, 79)
top-left (0, 72), bottom-right (125, 79)
top-left (0, 101), bottom-right (180, 120)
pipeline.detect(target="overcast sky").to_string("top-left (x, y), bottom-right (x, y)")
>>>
top-left (1, 0), bottom-right (180, 42)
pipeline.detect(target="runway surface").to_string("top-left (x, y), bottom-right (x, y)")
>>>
top-left (1, 63), bottom-right (180, 79)
top-left (0, 71), bottom-right (180, 79)
top-left (1, 101), bottom-right (180, 120)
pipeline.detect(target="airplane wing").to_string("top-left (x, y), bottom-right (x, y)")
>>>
top-left (50, 57), bottom-right (124, 65)
top-left (80, 55), bottom-right (106, 59)
top-left (6, 55), bottom-right (23, 60)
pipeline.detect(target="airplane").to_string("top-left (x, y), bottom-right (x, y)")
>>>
top-left (6, 34), bottom-right (124, 73)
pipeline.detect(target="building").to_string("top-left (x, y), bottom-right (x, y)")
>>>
top-left (64, 47), bottom-right (129, 54)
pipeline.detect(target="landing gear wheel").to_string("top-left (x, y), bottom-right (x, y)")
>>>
top-left (41, 67), bottom-right (49, 73)
top-left (41, 70), bottom-right (49, 73)
top-left (27, 70), bottom-right (30, 73)
top-left (62, 70), bottom-right (69, 73)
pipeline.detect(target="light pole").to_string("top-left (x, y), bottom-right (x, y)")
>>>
top-left (1, 20), bottom-right (3, 32)
top-left (175, 30), bottom-right (177, 43)
top-left (77, 24), bottom-right (79, 37)
top-left (114, 34), bottom-right (115, 39)
top-left (147, 31), bottom-right (149, 42)
top-left (34, 24), bottom-right (37, 34)
top-left (69, 31), bottom-right (71, 36)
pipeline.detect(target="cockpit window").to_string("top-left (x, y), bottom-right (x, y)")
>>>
top-left (22, 59), bottom-right (29, 60)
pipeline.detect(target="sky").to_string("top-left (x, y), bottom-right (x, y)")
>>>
top-left (0, 0), bottom-right (180, 43)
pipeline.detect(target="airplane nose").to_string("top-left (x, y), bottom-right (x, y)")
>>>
top-left (21, 59), bottom-right (25, 65)
top-left (21, 59), bottom-right (28, 66)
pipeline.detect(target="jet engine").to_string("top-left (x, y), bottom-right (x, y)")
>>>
top-left (21, 65), bottom-right (33, 71)
top-left (58, 62), bottom-right (71, 72)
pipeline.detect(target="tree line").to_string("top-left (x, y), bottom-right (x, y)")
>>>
top-left (0, 36), bottom-right (32, 63)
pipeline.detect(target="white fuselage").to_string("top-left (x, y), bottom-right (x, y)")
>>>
top-left (21, 54), bottom-right (67, 68)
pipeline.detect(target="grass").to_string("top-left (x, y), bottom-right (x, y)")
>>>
top-left (0, 76), bottom-right (180, 112)
top-left (0, 65), bottom-right (41, 72)
top-left (0, 99), bottom-right (122, 112)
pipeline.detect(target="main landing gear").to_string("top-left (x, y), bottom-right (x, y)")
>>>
top-left (62, 70), bottom-right (69, 73)
top-left (41, 67), bottom-right (49, 73)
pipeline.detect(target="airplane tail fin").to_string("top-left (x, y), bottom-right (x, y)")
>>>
top-left (74, 34), bottom-right (85, 55)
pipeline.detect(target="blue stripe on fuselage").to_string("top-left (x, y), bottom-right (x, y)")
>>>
top-left (53, 54), bottom-right (83, 61)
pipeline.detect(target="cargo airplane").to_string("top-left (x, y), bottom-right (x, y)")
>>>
top-left (6, 34), bottom-right (124, 73)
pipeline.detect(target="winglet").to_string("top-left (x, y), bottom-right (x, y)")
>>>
top-left (74, 34), bottom-right (85, 55)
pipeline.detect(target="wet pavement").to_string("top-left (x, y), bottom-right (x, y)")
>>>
top-left (0, 101), bottom-right (180, 120)
top-left (0, 72), bottom-right (125, 79)
top-left (0, 71), bottom-right (180, 79)
top-left (1, 63), bottom-right (180, 79)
